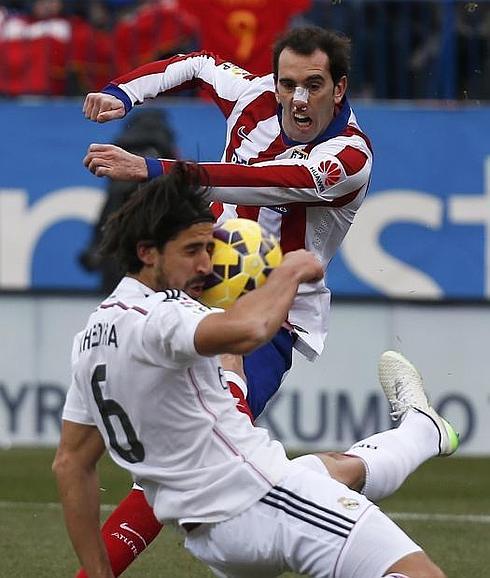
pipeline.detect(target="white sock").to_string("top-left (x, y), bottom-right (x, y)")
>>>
top-left (384, 574), bottom-right (409, 577)
top-left (345, 408), bottom-right (440, 501)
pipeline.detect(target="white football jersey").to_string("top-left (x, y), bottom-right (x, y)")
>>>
top-left (63, 277), bottom-right (291, 525)
top-left (104, 51), bottom-right (373, 359)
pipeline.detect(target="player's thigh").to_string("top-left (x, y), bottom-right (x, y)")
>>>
top-left (274, 462), bottom-right (421, 578)
top-left (336, 506), bottom-right (422, 578)
top-left (384, 550), bottom-right (446, 578)
top-left (186, 463), bottom-right (422, 578)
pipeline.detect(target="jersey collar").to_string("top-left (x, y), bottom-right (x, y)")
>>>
top-left (115, 276), bottom-right (155, 298)
top-left (277, 97), bottom-right (352, 147)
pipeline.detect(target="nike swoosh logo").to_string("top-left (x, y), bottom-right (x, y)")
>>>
top-left (120, 522), bottom-right (148, 547)
top-left (237, 125), bottom-right (253, 142)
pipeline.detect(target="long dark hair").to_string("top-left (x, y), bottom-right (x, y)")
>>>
top-left (100, 162), bottom-right (214, 273)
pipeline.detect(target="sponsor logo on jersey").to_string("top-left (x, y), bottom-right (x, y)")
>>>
top-left (338, 497), bottom-right (360, 510)
top-left (268, 205), bottom-right (289, 215)
top-left (291, 147), bottom-right (309, 159)
top-left (237, 125), bottom-right (253, 143)
top-left (110, 529), bottom-right (139, 558)
top-left (308, 159), bottom-right (342, 193)
top-left (119, 522), bottom-right (148, 547)
top-left (308, 165), bottom-right (327, 193)
top-left (219, 62), bottom-right (251, 78)
top-left (317, 159), bottom-right (342, 186)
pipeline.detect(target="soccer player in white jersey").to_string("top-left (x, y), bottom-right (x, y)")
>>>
top-left (76, 27), bottom-right (457, 577)
top-left (54, 164), bottom-right (454, 578)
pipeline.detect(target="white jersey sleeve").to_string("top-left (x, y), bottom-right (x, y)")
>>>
top-left (62, 332), bottom-right (96, 425)
top-left (62, 378), bottom-right (95, 425)
top-left (104, 51), bottom-right (263, 117)
top-left (140, 292), bottom-right (218, 368)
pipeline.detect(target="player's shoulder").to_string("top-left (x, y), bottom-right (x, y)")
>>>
top-left (221, 66), bottom-right (275, 98)
top-left (309, 122), bottom-right (372, 158)
top-left (149, 290), bottom-right (213, 316)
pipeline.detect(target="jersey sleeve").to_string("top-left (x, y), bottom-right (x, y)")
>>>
top-left (142, 293), bottom-right (218, 367)
top-left (156, 131), bottom-right (372, 208)
top-left (62, 379), bottom-right (96, 425)
top-left (62, 332), bottom-right (96, 425)
top-left (103, 51), bottom-right (260, 118)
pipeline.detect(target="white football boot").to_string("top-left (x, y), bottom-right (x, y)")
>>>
top-left (378, 350), bottom-right (460, 456)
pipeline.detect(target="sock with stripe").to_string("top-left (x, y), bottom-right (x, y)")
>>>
top-left (345, 408), bottom-right (440, 502)
top-left (75, 487), bottom-right (162, 577)
top-left (225, 370), bottom-right (254, 422)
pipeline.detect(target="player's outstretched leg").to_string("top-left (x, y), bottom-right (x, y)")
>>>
top-left (378, 350), bottom-right (459, 455)
top-left (341, 350), bottom-right (459, 502)
top-left (75, 488), bottom-right (163, 577)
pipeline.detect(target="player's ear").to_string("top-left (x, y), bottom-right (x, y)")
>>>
top-left (334, 76), bottom-right (347, 104)
top-left (136, 241), bottom-right (157, 266)
top-left (275, 86), bottom-right (280, 104)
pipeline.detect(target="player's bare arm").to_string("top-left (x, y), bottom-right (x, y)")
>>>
top-left (52, 421), bottom-right (114, 578)
top-left (83, 93), bottom-right (126, 123)
top-left (195, 250), bottom-right (323, 356)
top-left (84, 144), bottom-right (148, 181)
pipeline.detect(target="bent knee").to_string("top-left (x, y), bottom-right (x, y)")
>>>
top-left (314, 451), bottom-right (365, 491)
top-left (385, 551), bottom-right (446, 578)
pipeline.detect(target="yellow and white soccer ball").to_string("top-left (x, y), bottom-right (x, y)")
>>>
top-left (201, 218), bottom-right (283, 309)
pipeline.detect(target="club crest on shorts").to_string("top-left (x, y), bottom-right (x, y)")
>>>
top-left (338, 496), bottom-right (360, 510)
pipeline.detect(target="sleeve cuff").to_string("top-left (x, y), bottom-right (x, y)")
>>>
top-left (145, 157), bottom-right (164, 180)
top-left (101, 84), bottom-right (133, 115)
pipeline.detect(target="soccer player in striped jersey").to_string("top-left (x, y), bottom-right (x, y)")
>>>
top-left (83, 26), bottom-right (372, 379)
top-left (54, 166), bottom-right (448, 578)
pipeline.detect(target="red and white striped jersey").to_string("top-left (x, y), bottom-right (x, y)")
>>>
top-left (104, 51), bottom-right (373, 359)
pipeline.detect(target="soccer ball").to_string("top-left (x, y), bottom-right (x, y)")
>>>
top-left (201, 218), bottom-right (283, 309)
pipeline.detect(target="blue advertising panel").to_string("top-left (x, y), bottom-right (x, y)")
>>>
top-left (329, 104), bottom-right (490, 300)
top-left (0, 99), bottom-right (488, 299)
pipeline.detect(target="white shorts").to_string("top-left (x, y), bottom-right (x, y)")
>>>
top-left (185, 456), bottom-right (421, 578)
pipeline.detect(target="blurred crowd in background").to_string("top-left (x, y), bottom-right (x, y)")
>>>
top-left (0, 0), bottom-right (489, 101)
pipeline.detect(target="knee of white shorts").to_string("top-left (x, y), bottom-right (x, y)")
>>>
top-left (334, 506), bottom-right (422, 578)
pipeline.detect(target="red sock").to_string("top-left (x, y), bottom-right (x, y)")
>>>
top-left (227, 378), bottom-right (254, 423)
top-left (75, 488), bottom-right (163, 577)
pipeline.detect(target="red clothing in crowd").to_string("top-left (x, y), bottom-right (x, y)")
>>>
top-left (113, 0), bottom-right (199, 76)
top-left (183, 0), bottom-right (311, 75)
top-left (0, 10), bottom-right (112, 96)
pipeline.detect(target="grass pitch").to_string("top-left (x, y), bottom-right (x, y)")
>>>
top-left (1, 448), bottom-right (489, 577)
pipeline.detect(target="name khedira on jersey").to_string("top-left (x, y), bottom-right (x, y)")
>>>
top-left (79, 322), bottom-right (118, 352)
